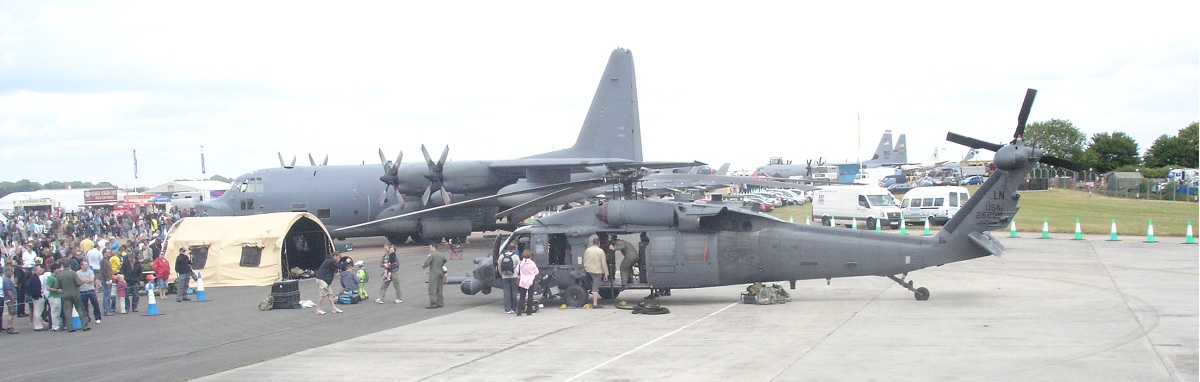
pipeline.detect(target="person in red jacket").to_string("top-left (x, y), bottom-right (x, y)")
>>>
top-left (152, 252), bottom-right (170, 299)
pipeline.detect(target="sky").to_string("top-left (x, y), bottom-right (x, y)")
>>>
top-left (2, 1), bottom-right (1197, 188)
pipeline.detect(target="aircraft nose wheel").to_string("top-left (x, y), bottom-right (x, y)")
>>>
top-left (914, 287), bottom-right (930, 301)
top-left (886, 274), bottom-right (930, 301)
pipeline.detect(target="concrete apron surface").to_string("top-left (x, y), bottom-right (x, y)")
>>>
top-left (200, 236), bottom-right (1198, 382)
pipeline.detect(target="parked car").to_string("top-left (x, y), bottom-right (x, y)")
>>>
top-left (888, 183), bottom-right (916, 194)
top-left (744, 194), bottom-right (780, 208)
top-left (962, 176), bottom-right (985, 185)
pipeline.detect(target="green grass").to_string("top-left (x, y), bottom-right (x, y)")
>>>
top-left (768, 187), bottom-right (1199, 237)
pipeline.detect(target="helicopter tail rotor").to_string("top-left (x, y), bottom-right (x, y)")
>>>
top-left (945, 89), bottom-right (1080, 172)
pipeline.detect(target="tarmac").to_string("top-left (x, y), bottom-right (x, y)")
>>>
top-left (200, 234), bottom-right (1197, 382)
top-left (5, 233), bottom-right (1196, 381)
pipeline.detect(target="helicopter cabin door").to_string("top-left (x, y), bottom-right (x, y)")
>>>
top-left (645, 231), bottom-right (719, 288)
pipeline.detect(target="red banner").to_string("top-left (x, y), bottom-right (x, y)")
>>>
top-left (84, 188), bottom-right (119, 204)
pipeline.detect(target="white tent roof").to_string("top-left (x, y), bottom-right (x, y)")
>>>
top-left (165, 212), bottom-right (333, 287)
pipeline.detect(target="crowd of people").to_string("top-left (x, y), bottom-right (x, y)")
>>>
top-left (0, 206), bottom-right (199, 334)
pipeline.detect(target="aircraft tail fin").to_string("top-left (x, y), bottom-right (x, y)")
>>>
top-left (933, 143), bottom-right (1043, 261)
top-left (527, 48), bottom-right (642, 161)
top-left (867, 130), bottom-right (893, 161)
top-left (715, 163), bottom-right (730, 175)
top-left (892, 134), bottom-right (907, 164)
top-left (961, 148), bottom-right (978, 162)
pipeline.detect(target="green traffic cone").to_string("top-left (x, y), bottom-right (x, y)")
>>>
top-left (852, 217), bottom-right (858, 230)
top-left (805, 215), bottom-right (811, 225)
top-left (1008, 219), bottom-right (1018, 238)
top-left (1072, 219), bottom-right (1084, 240)
top-left (1107, 219), bottom-right (1119, 241)
top-left (899, 213), bottom-right (908, 235)
top-left (922, 217), bottom-right (931, 236)
top-left (1039, 217), bottom-right (1051, 239)
top-left (1185, 220), bottom-right (1196, 244)
top-left (789, 214), bottom-right (794, 223)
top-left (875, 219), bottom-right (882, 232)
top-left (1144, 219), bottom-right (1157, 243)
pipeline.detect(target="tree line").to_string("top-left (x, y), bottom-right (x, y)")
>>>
top-left (0, 175), bottom-right (232, 199)
top-left (1023, 120), bottom-right (1198, 175)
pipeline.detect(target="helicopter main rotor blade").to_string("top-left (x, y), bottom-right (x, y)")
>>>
top-left (946, 132), bottom-right (1002, 152)
top-left (1040, 154), bottom-right (1082, 172)
top-left (494, 179), bottom-right (608, 220)
top-left (1014, 88), bottom-right (1037, 140)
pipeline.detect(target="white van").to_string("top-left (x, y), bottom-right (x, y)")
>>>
top-left (812, 185), bottom-right (902, 229)
top-left (170, 191), bottom-right (208, 209)
top-left (901, 186), bottom-right (970, 226)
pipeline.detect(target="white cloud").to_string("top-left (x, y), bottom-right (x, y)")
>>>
top-left (1, 1), bottom-right (1196, 187)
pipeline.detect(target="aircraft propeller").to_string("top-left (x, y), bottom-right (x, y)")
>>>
top-left (377, 149), bottom-right (405, 206)
top-left (308, 154), bottom-right (329, 166)
top-left (945, 89), bottom-right (1081, 171)
top-left (278, 152), bottom-right (296, 169)
top-left (420, 144), bottom-right (452, 206)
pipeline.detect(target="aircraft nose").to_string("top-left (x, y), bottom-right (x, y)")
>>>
top-left (195, 200), bottom-right (232, 216)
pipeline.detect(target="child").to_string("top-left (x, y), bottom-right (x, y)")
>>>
top-left (354, 260), bottom-right (369, 300)
top-left (115, 274), bottom-right (128, 314)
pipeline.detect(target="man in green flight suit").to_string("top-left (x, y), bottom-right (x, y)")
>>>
top-left (421, 243), bottom-right (447, 309)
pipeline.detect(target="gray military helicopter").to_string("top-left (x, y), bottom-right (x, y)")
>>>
top-left (456, 89), bottom-right (1079, 306)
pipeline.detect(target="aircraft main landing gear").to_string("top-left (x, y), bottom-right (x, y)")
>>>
top-left (886, 274), bottom-right (930, 301)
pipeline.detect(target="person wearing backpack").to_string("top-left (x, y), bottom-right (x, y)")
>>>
top-left (515, 251), bottom-right (539, 316)
top-left (375, 244), bottom-right (402, 304)
top-left (497, 243), bottom-right (520, 314)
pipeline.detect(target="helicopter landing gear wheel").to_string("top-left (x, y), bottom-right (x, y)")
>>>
top-left (914, 287), bottom-right (930, 301)
top-left (562, 285), bottom-right (587, 308)
top-left (886, 274), bottom-right (929, 301)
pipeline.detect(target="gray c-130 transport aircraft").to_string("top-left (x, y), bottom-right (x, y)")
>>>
top-left (198, 48), bottom-right (687, 245)
top-left (455, 89), bottom-right (1080, 305)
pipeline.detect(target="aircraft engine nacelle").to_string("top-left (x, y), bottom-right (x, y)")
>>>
top-left (599, 200), bottom-right (679, 227)
top-left (419, 219), bottom-right (472, 240)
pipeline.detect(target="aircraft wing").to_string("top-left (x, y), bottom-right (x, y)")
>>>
top-left (486, 158), bottom-right (704, 173)
top-left (639, 174), bottom-right (820, 191)
top-left (331, 178), bottom-right (610, 233)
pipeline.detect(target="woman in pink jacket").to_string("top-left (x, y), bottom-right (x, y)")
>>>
top-left (515, 252), bottom-right (539, 316)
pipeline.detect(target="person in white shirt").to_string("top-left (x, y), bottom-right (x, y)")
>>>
top-left (86, 246), bottom-right (102, 271)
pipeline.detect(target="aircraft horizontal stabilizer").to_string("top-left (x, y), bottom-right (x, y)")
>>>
top-left (967, 226), bottom-right (1005, 257)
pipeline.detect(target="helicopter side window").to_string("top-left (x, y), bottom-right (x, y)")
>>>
top-left (548, 234), bottom-right (569, 265)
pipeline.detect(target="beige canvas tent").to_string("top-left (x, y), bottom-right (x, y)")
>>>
top-left (165, 212), bottom-right (334, 287)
